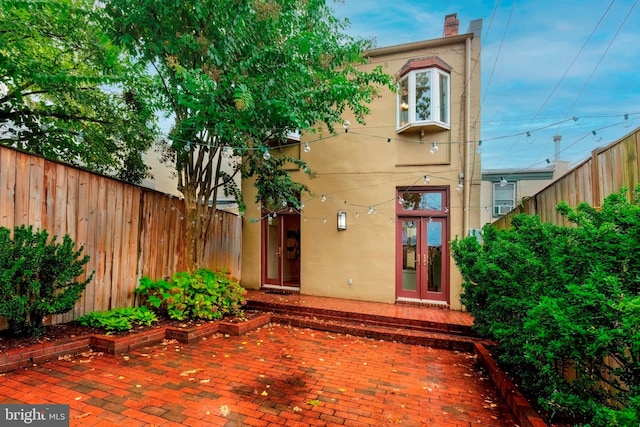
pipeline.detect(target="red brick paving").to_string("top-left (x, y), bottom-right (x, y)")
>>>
top-left (0, 323), bottom-right (516, 426)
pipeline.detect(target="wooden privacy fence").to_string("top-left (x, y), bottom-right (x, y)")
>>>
top-left (493, 127), bottom-right (640, 229)
top-left (0, 145), bottom-right (241, 327)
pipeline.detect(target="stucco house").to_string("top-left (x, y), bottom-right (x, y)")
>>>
top-left (242, 14), bottom-right (483, 310)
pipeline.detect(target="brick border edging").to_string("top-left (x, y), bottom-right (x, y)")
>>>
top-left (474, 343), bottom-right (548, 427)
top-left (0, 313), bottom-right (272, 374)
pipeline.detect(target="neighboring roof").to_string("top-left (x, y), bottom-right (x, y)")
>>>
top-left (397, 56), bottom-right (452, 78)
top-left (365, 32), bottom-right (474, 59)
top-left (482, 168), bottom-right (554, 181)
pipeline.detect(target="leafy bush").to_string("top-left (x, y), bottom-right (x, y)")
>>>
top-left (136, 269), bottom-right (246, 321)
top-left (451, 186), bottom-right (640, 426)
top-left (77, 306), bottom-right (158, 333)
top-left (0, 225), bottom-right (93, 338)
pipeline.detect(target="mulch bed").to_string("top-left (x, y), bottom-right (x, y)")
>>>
top-left (0, 310), bottom-right (263, 353)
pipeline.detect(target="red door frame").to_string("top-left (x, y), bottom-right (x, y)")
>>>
top-left (261, 211), bottom-right (301, 289)
top-left (395, 187), bottom-right (450, 302)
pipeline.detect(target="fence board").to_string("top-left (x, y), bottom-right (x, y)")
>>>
top-left (1, 145), bottom-right (240, 329)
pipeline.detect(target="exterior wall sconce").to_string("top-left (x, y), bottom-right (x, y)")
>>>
top-left (337, 211), bottom-right (347, 231)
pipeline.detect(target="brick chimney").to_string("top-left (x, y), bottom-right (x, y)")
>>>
top-left (443, 13), bottom-right (459, 37)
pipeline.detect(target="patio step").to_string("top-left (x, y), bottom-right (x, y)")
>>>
top-left (246, 300), bottom-right (488, 352)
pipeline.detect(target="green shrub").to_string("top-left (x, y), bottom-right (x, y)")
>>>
top-left (452, 186), bottom-right (640, 426)
top-left (136, 269), bottom-right (246, 321)
top-left (78, 306), bottom-right (158, 333)
top-left (0, 225), bottom-right (93, 338)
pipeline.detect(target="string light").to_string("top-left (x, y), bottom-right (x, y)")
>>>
top-left (429, 142), bottom-right (439, 154)
top-left (457, 180), bottom-right (463, 193)
top-left (423, 175), bottom-right (430, 184)
top-left (592, 130), bottom-right (602, 143)
top-left (500, 176), bottom-right (507, 187)
top-left (321, 194), bottom-right (326, 202)
top-left (343, 121), bottom-right (350, 133)
top-left (304, 142), bottom-right (311, 153)
top-left (262, 148), bottom-right (271, 160)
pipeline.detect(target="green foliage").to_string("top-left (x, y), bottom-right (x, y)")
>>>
top-left (451, 186), bottom-right (640, 426)
top-left (136, 269), bottom-right (246, 321)
top-left (78, 306), bottom-right (158, 333)
top-left (0, 0), bottom-right (159, 184)
top-left (0, 225), bottom-right (93, 338)
top-left (106, 0), bottom-right (392, 268)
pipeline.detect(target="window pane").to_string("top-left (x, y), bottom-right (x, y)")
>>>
top-left (414, 71), bottom-right (431, 121)
top-left (401, 192), bottom-right (443, 211)
top-left (399, 78), bottom-right (409, 127)
top-left (427, 221), bottom-right (442, 292)
top-left (439, 73), bottom-right (448, 123)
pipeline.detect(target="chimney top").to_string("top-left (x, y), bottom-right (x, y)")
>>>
top-left (443, 13), bottom-right (459, 37)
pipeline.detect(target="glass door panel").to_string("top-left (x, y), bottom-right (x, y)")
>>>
top-left (263, 213), bottom-right (301, 288)
top-left (401, 220), bottom-right (417, 292)
top-left (397, 216), bottom-right (447, 301)
top-left (265, 217), bottom-right (281, 283)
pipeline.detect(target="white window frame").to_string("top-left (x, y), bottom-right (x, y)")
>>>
top-left (397, 68), bottom-right (450, 132)
top-left (493, 182), bottom-right (516, 217)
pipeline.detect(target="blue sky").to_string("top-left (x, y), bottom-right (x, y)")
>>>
top-left (333, 0), bottom-right (640, 171)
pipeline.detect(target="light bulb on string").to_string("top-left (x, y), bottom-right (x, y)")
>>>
top-left (423, 175), bottom-right (430, 184)
top-left (343, 121), bottom-right (350, 133)
top-left (184, 142), bottom-right (191, 152)
top-left (368, 206), bottom-right (374, 215)
top-left (321, 194), bottom-right (326, 202)
top-left (263, 148), bottom-right (271, 160)
top-left (526, 131), bottom-right (535, 144)
top-left (304, 142), bottom-right (311, 153)
top-left (500, 176), bottom-right (507, 187)
top-left (398, 196), bottom-right (404, 205)
top-left (429, 142), bottom-right (439, 154)
top-left (456, 180), bottom-right (463, 193)
top-left (476, 140), bottom-right (482, 154)
top-left (592, 130), bottom-right (602, 143)
top-left (623, 113), bottom-right (633, 129)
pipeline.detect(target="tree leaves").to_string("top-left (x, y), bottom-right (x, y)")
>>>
top-left (0, 0), bottom-right (159, 183)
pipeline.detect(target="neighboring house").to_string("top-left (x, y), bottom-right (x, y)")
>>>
top-left (480, 160), bottom-right (569, 225)
top-left (242, 14), bottom-right (483, 310)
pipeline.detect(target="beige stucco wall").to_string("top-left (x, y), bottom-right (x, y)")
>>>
top-left (242, 31), bottom-right (481, 310)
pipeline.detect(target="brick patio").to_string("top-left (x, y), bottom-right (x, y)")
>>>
top-left (0, 320), bottom-right (517, 426)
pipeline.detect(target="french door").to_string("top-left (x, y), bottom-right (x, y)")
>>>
top-left (262, 213), bottom-right (300, 289)
top-left (396, 188), bottom-right (449, 302)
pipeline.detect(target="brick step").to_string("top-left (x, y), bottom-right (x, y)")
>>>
top-left (246, 299), bottom-right (475, 337)
top-left (268, 312), bottom-right (492, 352)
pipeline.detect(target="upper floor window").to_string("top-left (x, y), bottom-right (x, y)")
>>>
top-left (397, 57), bottom-right (451, 134)
top-left (493, 182), bottom-right (515, 217)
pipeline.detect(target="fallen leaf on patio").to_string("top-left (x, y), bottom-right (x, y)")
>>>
top-left (74, 412), bottom-right (91, 419)
top-left (391, 369), bottom-right (398, 373)
top-left (123, 356), bottom-right (129, 361)
top-left (58, 354), bottom-right (73, 361)
top-left (74, 397), bottom-right (82, 401)
top-left (293, 406), bottom-right (302, 412)
top-left (119, 376), bottom-right (125, 380)
top-left (318, 358), bottom-right (324, 362)
top-left (219, 405), bottom-right (231, 417)
top-left (261, 390), bottom-right (268, 396)
top-left (306, 400), bottom-right (320, 406)
top-left (136, 384), bottom-right (141, 388)
top-left (338, 388), bottom-right (346, 392)
top-left (200, 379), bottom-right (210, 383)
top-left (78, 359), bottom-right (92, 364)
top-left (180, 369), bottom-right (198, 376)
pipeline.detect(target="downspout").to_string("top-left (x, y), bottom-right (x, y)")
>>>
top-left (463, 35), bottom-right (471, 237)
